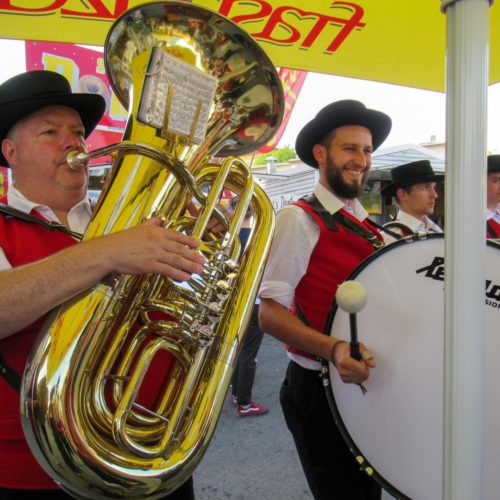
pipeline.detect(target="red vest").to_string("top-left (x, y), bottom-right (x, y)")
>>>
top-left (0, 198), bottom-right (78, 489)
top-left (0, 197), bottom-right (176, 489)
top-left (487, 219), bottom-right (500, 238)
top-left (290, 199), bottom-right (380, 359)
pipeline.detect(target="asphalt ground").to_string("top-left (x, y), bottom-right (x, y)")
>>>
top-left (193, 334), bottom-right (394, 500)
top-left (193, 333), bottom-right (311, 499)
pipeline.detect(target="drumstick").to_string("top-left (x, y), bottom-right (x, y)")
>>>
top-left (336, 281), bottom-right (368, 361)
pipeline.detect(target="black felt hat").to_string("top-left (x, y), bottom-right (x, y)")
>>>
top-left (381, 160), bottom-right (444, 197)
top-left (295, 100), bottom-right (392, 168)
top-left (488, 155), bottom-right (500, 174)
top-left (0, 70), bottom-right (106, 166)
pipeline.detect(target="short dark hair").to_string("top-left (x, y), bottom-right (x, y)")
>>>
top-left (394, 186), bottom-right (412, 204)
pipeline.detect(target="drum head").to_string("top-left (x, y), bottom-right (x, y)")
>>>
top-left (325, 235), bottom-right (500, 500)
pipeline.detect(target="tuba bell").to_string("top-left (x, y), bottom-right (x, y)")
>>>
top-left (20, 2), bottom-right (284, 499)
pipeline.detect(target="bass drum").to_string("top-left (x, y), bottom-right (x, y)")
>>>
top-left (323, 234), bottom-right (500, 500)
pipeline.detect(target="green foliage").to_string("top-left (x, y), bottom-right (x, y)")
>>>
top-left (254, 145), bottom-right (297, 165)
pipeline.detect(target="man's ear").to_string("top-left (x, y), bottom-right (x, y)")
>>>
top-left (312, 143), bottom-right (326, 167)
top-left (1, 139), bottom-right (16, 168)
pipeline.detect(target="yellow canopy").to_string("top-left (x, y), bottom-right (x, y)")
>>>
top-left (0, 0), bottom-right (498, 91)
top-left (0, 1), bottom-right (495, 498)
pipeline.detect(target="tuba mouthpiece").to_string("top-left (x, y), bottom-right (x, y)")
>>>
top-left (67, 150), bottom-right (90, 171)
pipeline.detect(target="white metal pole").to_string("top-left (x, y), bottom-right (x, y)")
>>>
top-left (440, 0), bottom-right (491, 499)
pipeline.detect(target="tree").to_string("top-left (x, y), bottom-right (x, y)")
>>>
top-left (253, 145), bottom-right (297, 165)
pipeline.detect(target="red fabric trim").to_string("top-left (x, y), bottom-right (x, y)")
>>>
top-left (287, 346), bottom-right (317, 360)
top-left (487, 219), bottom-right (500, 238)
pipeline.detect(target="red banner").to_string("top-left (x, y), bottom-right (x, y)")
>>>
top-left (259, 68), bottom-right (307, 153)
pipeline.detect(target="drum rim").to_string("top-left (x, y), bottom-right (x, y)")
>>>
top-left (321, 370), bottom-right (411, 499)
top-left (321, 233), bottom-right (499, 499)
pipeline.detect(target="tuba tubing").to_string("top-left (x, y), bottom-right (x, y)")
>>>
top-left (20, 2), bottom-right (283, 499)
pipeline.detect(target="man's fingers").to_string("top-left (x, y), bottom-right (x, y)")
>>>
top-left (360, 347), bottom-right (376, 368)
top-left (361, 349), bottom-right (372, 360)
top-left (161, 248), bottom-right (205, 274)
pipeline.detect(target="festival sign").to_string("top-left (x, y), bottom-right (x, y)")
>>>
top-left (25, 41), bottom-right (127, 158)
top-left (25, 41), bottom-right (127, 131)
top-left (1, 0), bottom-right (500, 91)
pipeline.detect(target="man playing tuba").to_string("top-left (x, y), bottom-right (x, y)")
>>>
top-left (0, 70), bottom-right (203, 499)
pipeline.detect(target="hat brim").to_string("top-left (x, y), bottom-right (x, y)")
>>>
top-left (0, 92), bottom-right (105, 167)
top-left (296, 107), bottom-right (392, 168)
top-left (381, 173), bottom-right (444, 197)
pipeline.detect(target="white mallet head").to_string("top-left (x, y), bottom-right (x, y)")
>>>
top-left (336, 280), bottom-right (368, 314)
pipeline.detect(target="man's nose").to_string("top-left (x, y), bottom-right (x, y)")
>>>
top-left (353, 150), bottom-right (369, 167)
top-left (64, 131), bottom-right (85, 151)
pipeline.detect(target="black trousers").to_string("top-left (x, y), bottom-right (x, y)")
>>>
top-left (0, 476), bottom-right (194, 499)
top-left (280, 361), bottom-right (381, 500)
top-left (231, 305), bottom-right (264, 406)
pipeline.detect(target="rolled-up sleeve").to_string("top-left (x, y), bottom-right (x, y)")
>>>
top-left (258, 205), bottom-right (319, 309)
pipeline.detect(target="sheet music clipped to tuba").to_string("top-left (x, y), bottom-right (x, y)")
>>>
top-left (138, 47), bottom-right (218, 143)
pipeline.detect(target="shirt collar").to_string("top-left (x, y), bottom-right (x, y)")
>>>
top-left (7, 184), bottom-right (92, 221)
top-left (314, 182), bottom-right (368, 221)
top-left (486, 207), bottom-right (500, 221)
top-left (7, 184), bottom-right (44, 214)
top-left (397, 209), bottom-right (441, 233)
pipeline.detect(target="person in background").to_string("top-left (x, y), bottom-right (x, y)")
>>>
top-left (229, 197), bottom-right (268, 417)
top-left (486, 154), bottom-right (500, 238)
top-left (381, 159), bottom-right (443, 243)
top-left (0, 70), bottom-right (205, 499)
top-left (258, 100), bottom-right (391, 500)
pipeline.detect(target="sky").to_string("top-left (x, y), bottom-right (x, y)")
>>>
top-left (3, 37), bottom-right (500, 154)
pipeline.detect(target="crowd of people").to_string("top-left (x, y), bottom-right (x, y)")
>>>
top-left (0, 69), bottom-right (497, 500)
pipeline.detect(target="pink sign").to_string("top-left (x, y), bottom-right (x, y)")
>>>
top-left (25, 41), bottom-right (127, 134)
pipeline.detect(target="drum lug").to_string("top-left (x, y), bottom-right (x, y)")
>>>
top-left (320, 364), bottom-right (330, 387)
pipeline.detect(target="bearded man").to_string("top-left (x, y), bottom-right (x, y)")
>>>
top-left (258, 100), bottom-right (391, 500)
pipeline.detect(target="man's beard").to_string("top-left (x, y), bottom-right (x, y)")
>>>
top-left (325, 155), bottom-right (369, 200)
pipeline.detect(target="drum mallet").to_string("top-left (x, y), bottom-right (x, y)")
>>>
top-left (336, 280), bottom-right (368, 361)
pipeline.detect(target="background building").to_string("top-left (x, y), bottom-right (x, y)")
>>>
top-left (250, 142), bottom-right (445, 226)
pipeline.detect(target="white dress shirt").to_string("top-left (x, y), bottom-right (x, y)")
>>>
top-left (383, 209), bottom-right (443, 244)
top-left (0, 185), bottom-right (91, 270)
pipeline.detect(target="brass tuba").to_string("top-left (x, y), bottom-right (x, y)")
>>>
top-left (20, 3), bottom-right (283, 499)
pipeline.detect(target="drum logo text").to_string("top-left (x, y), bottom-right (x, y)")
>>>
top-left (415, 256), bottom-right (444, 281)
top-left (486, 280), bottom-right (500, 308)
top-left (416, 256), bottom-right (500, 309)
